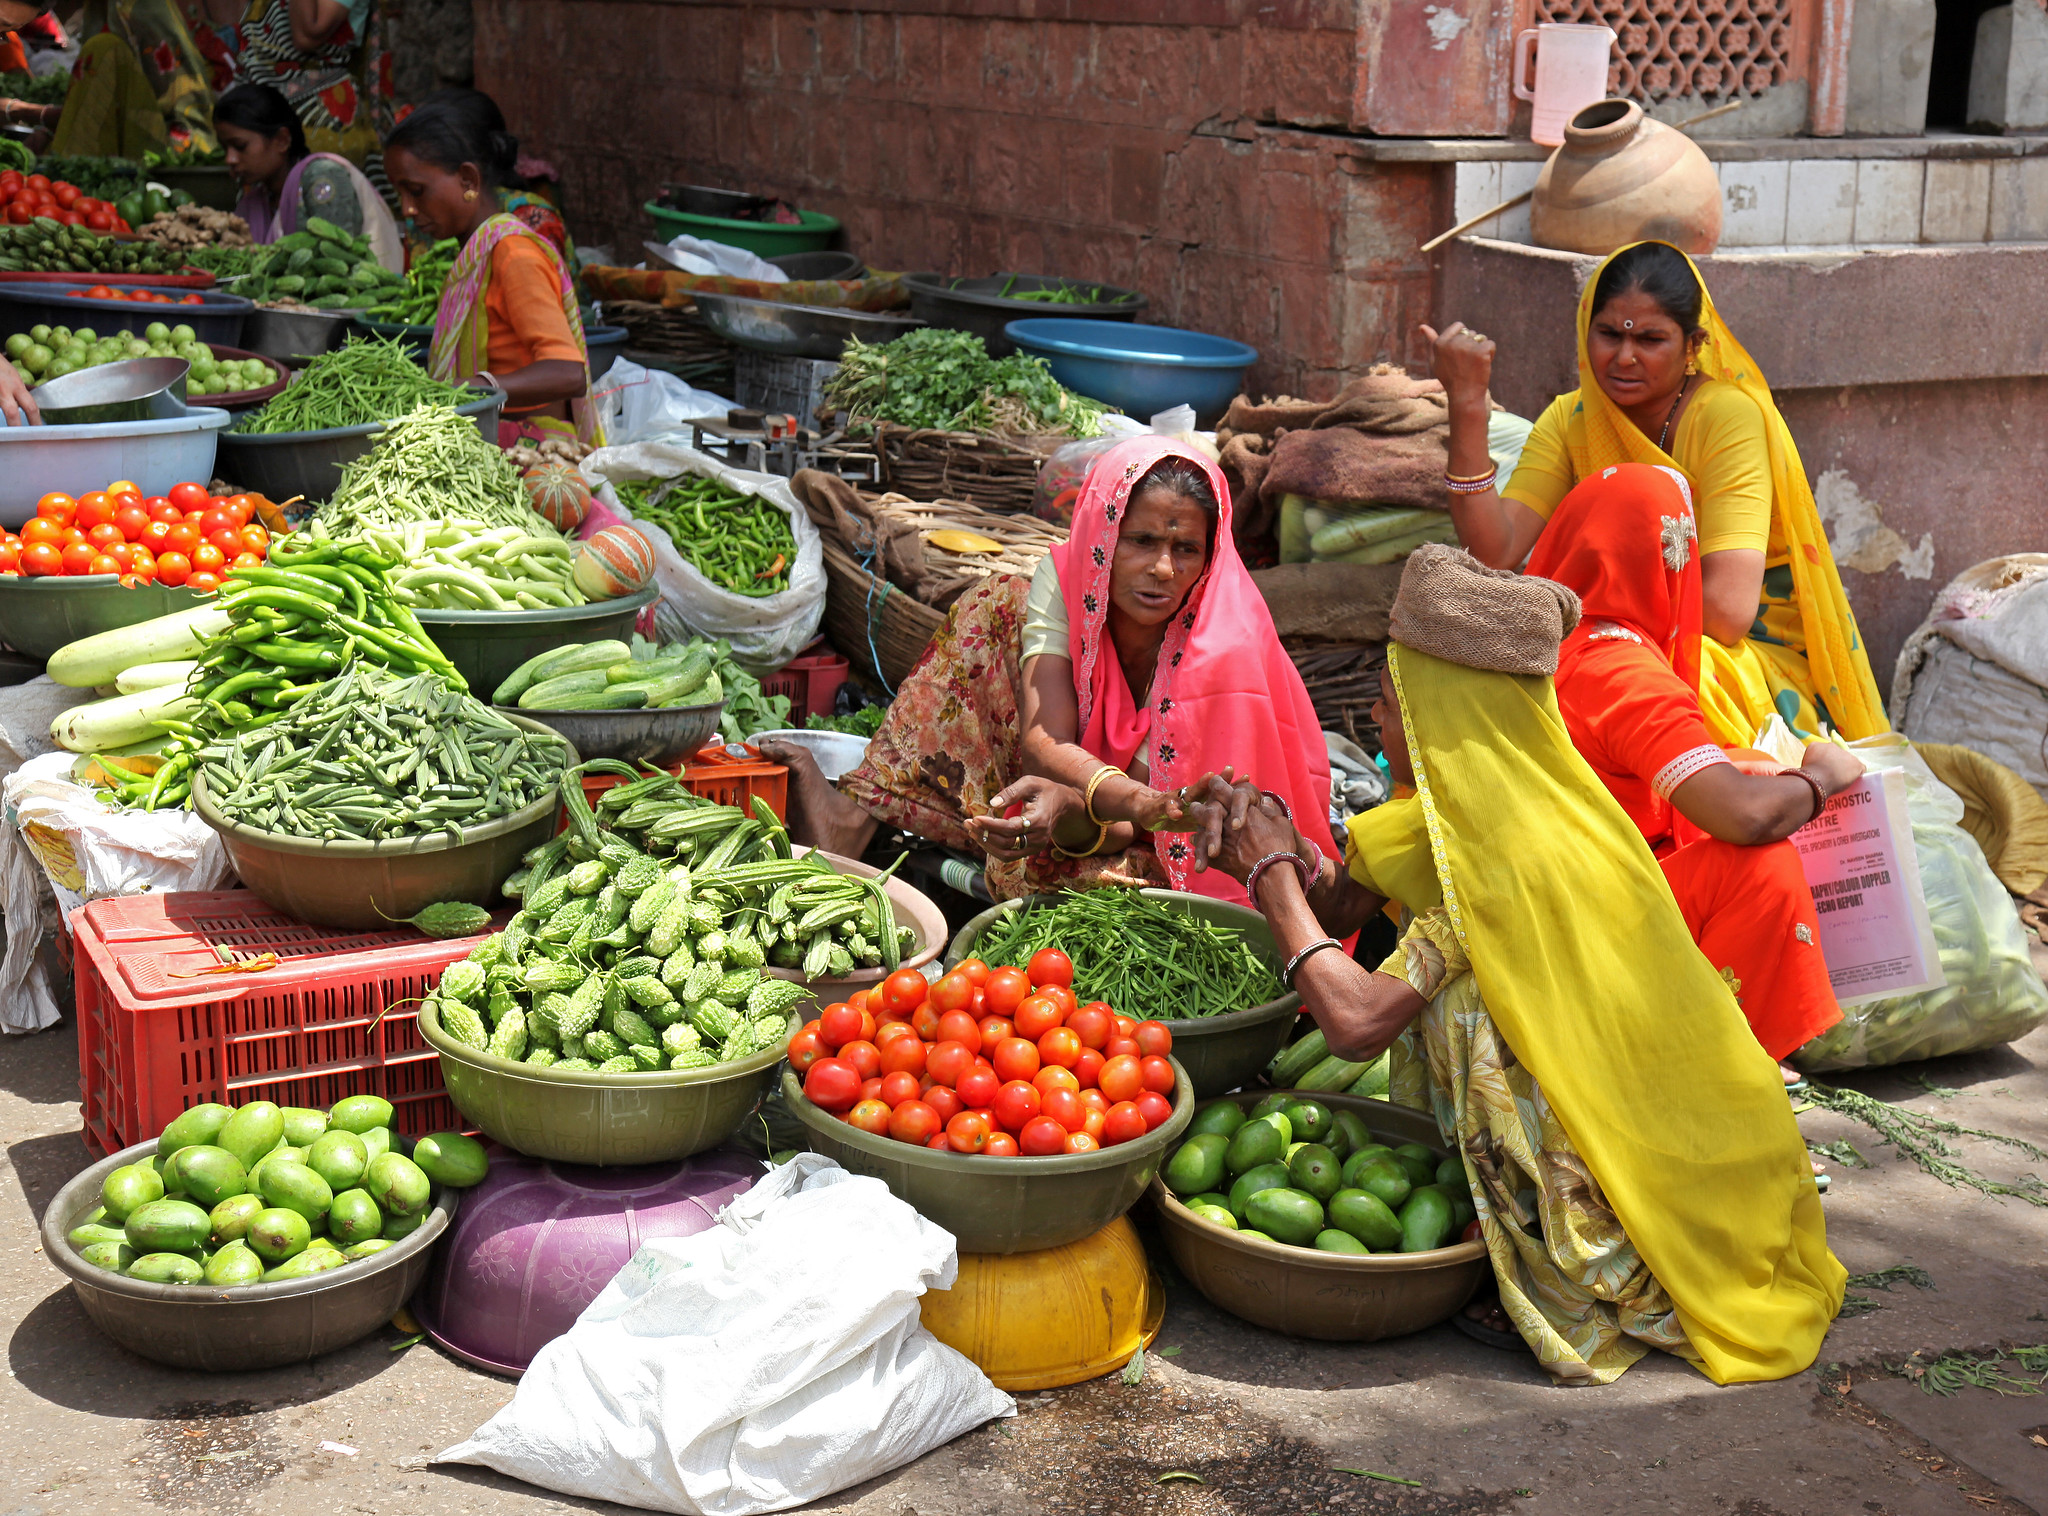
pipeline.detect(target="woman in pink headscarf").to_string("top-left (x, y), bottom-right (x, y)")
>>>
top-left (761, 437), bottom-right (1336, 901)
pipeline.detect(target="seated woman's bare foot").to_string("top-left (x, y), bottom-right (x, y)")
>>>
top-left (1463, 1296), bottom-right (1514, 1335)
top-left (756, 739), bottom-right (879, 858)
top-left (1780, 1062), bottom-right (1803, 1086)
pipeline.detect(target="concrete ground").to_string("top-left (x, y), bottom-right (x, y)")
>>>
top-left (3, 1006), bottom-right (2045, 1515)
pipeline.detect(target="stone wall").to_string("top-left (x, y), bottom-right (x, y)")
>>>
top-left (473, 1), bottom-right (1443, 397)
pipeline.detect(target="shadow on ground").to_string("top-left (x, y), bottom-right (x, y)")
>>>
top-left (8, 1126), bottom-right (94, 1224)
top-left (0, 1015), bottom-right (80, 1107)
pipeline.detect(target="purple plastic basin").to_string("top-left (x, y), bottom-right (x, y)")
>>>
top-left (416, 1146), bottom-right (760, 1375)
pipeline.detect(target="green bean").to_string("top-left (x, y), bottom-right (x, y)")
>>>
top-left (234, 335), bottom-right (472, 435)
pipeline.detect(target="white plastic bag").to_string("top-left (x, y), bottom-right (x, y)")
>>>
top-left (437, 1154), bottom-right (1014, 1515)
top-left (592, 359), bottom-right (736, 448)
top-left (660, 236), bottom-right (789, 283)
top-left (0, 750), bottom-right (234, 1034)
top-left (580, 440), bottom-right (825, 671)
top-left (1790, 735), bottom-right (2048, 1071)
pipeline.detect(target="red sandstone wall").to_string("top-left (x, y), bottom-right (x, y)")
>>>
top-left (476, 1), bottom-right (1444, 397)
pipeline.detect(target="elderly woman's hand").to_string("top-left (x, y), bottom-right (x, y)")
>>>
top-left (1418, 320), bottom-right (1495, 406)
top-left (1180, 772), bottom-right (1303, 883)
top-left (966, 774), bottom-right (1088, 862)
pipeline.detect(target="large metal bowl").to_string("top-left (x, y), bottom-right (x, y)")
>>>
top-left (905, 272), bottom-right (1146, 356)
top-left (786, 1061), bottom-right (1194, 1254)
top-left (0, 575), bottom-right (207, 660)
top-left (421, 1001), bottom-right (787, 1166)
top-left (947, 889), bottom-right (1302, 1099)
top-left (417, 587), bottom-right (656, 698)
top-left (691, 291), bottom-right (922, 360)
top-left (763, 847), bottom-right (948, 1010)
top-left (241, 305), bottom-right (357, 367)
top-left (214, 382), bottom-right (503, 504)
top-left (42, 1139), bottom-right (454, 1371)
top-left (496, 697), bottom-right (724, 767)
top-left (30, 356), bottom-right (190, 424)
top-left (1150, 1091), bottom-right (1488, 1341)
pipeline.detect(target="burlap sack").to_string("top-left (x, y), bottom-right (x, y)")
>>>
top-left (1258, 427), bottom-right (1449, 514)
top-left (1388, 544), bottom-right (1581, 677)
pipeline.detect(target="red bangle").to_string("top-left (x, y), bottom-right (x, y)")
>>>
top-left (1788, 767), bottom-right (1829, 823)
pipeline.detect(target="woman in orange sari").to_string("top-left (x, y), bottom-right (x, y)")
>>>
top-left (1525, 462), bottom-right (1864, 1070)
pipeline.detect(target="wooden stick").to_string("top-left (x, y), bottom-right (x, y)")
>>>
top-left (1422, 98), bottom-right (1747, 254)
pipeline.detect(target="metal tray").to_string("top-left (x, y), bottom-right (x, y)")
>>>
top-left (691, 292), bottom-right (921, 360)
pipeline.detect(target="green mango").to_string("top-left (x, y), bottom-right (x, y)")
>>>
top-left (261, 1249), bottom-right (345, 1283)
top-left (1223, 1114), bottom-right (1289, 1177)
top-left (1392, 1142), bottom-right (1439, 1190)
top-left (381, 1210), bottom-right (424, 1242)
top-left (1288, 1142), bottom-right (1344, 1202)
top-left (1398, 1186), bottom-right (1454, 1253)
top-left (1329, 1110), bottom-right (1373, 1160)
top-left (365, 1152), bottom-right (430, 1218)
top-left (1315, 1228), bottom-right (1370, 1254)
top-left (217, 1101), bottom-right (285, 1169)
top-left (68, 1221), bottom-right (128, 1250)
top-left (163, 1145), bottom-right (247, 1210)
top-left (1185, 1191), bottom-right (1231, 1210)
top-left (126, 1252), bottom-right (204, 1284)
top-left (1248, 1092), bottom-right (1294, 1123)
top-left (79, 1240), bottom-right (136, 1272)
top-left (342, 1238), bottom-right (397, 1260)
top-left (303, 1232), bottom-right (344, 1254)
top-left (411, 1132), bottom-right (488, 1189)
top-left (124, 1198), bottom-right (211, 1254)
top-left (1281, 1100), bottom-right (1334, 1147)
top-left (100, 1162), bottom-right (164, 1223)
top-left (1245, 1187), bottom-right (1325, 1247)
top-left (327, 1095), bottom-right (394, 1134)
top-left (305, 1129), bottom-right (368, 1193)
top-left (357, 1126), bottom-right (392, 1164)
top-left (203, 1241), bottom-right (264, 1287)
top-left (1187, 1100), bottom-right (1248, 1140)
top-left (1327, 1187), bottom-right (1402, 1251)
top-left (1226, 1161), bottom-right (1292, 1222)
top-left (1162, 1134), bottom-right (1229, 1198)
top-left (246, 1206), bottom-right (311, 1265)
top-left (256, 1159), bottom-right (333, 1224)
top-left (1187, 1203), bottom-right (1237, 1230)
top-left (208, 1193), bottom-right (266, 1246)
top-left (1345, 1154), bottom-right (1413, 1212)
top-left (156, 1102), bottom-right (233, 1160)
top-left (1435, 1156), bottom-right (1466, 1190)
top-left (280, 1106), bottom-right (329, 1148)
top-left (326, 1188), bottom-right (382, 1246)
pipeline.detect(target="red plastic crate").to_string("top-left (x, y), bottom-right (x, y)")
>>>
top-left (575, 743), bottom-right (789, 822)
top-left (73, 891), bottom-right (479, 1158)
top-left (761, 643), bottom-right (849, 723)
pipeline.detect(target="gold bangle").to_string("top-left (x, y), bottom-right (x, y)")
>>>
top-left (1054, 820), bottom-right (1112, 860)
top-left (1443, 468), bottom-right (1497, 484)
top-left (1083, 764), bottom-right (1125, 827)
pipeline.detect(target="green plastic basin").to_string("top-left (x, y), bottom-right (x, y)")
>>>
top-left (1150, 1090), bottom-right (1487, 1341)
top-left (421, 1000), bottom-right (786, 1165)
top-left (947, 889), bottom-right (1302, 1099)
top-left (783, 1060), bottom-right (1193, 1254)
top-left (189, 715), bottom-right (574, 930)
top-left (644, 202), bottom-right (841, 258)
top-left (0, 575), bottom-right (207, 661)
top-left (418, 587), bottom-right (655, 698)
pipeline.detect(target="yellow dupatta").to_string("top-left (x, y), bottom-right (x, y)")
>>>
top-left (1563, 243), bottom-right (1887, 743)
top-left (1366, 641), bottom-right (1843, 1384)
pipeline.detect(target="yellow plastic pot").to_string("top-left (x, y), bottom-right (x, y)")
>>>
top-left (919, 1216), bottom-right (1162, 1391)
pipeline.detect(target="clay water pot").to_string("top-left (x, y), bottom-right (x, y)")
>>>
top-left (1531, 98), bottom-right (1723, 256)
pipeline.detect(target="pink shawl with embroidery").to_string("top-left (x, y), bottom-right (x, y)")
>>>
top-left (1049, 436), bottom-right (1336, 897)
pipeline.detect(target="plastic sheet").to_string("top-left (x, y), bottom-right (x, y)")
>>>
top-left (1790, 735), bottom-right (2048, 1071)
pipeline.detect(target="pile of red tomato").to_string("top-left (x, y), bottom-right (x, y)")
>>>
top-left (789, 949), bottom-right (1180, 1157)
top-left (0, 480), bottom-right (274, 589)
top-left (0, 172), bottom-right (133, 233)
top-left (75, 285), bottom-right (206, 306)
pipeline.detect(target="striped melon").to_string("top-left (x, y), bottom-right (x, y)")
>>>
top-left (573, 524), bottom-right (657, 599)
top-left (523, 461), bottom-right (592, 533)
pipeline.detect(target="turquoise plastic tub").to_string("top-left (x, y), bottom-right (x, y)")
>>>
top-left (1003, 318), bottom-right (1257, 428)
top-left (643, 202), bottom-right (840, 258)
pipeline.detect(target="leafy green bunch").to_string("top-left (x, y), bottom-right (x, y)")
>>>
top-left (824, 328), bottom-right (1110, 437)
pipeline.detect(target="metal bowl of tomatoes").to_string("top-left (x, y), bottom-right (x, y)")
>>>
top-left (781, 959), bottom-right (1195, 1254)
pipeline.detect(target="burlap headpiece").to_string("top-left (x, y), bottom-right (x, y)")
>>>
top-left (1388, 543), bottom-right (1581, 677)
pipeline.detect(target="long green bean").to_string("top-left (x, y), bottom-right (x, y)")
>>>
top-left (318, 403), bottom-right (543, 536)
top-left (971, 890), bottom-right (1286, 1019)
top-left (235, 335), bottom-right (472, 435)
top-left (617, 475), bottom-right (795, 596)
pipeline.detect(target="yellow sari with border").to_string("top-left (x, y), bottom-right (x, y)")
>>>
top-left (1561, 243), bottom-right (1887, 744)
top-left (1347, 643), bottom-right (1843, 1385)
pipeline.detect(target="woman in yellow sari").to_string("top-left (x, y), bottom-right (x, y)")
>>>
top-left (1183, 544), bottom-right (1841, 1385)
top-left (1423, 240), bottom-right (1886, 747)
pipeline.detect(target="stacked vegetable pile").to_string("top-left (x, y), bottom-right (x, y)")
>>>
top-left (233, 216), bottom-right (399, 309)
top-left (136, 205), bottom-right (253, 249)
top-left (825, 328), bottom-right (1111, 437)
top-left (234, 335), bottom-right (470, 435)
top-left (788, 949), bottom-right (1180, 1155)
top-left (0, 217), bottom-right (188, 274)
top-left (9, 478), bottom-right (272, 586)
top-left (30, 157), bottom-right (141, 205)
top-left (298, 402), bottom-right (594, 609)
top-left (613, 474), bottom-right (795, 598)
top-left (359, 236), bottom-right (457, 325)
top-left (1161, 1094), bottom-right (1474, 1253)
top-left (195, 663), bottom-right (571, 842)
top-left (495, 636), bottom-right (724, 712)
top-left (1264, 1025), bottom-right (1392, 1099)
top-left (426, 763), bottom-right (819, 1075)
top-left (971, 890), bottom-right (1286, 1020)
top-left (6, 318), bottom-right (270, 396)
top-left (71, 1095), bottom-right (487, 1287)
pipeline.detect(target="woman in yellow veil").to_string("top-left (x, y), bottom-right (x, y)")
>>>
top-left (1422, 240), bottom-right (1886, 746)
top-left (1181, 545), bottom-right (1842, 1386)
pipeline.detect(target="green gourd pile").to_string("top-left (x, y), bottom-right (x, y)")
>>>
top-left (71, 1095), bottom-right (490, 1287)
top-left (235, 215), bottom-right (402, 309)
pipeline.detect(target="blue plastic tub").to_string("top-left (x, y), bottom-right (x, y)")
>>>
top-left (0, 397), bottom-right (232, 529)
top-left (587, 324), bottom-right (628, 380)
top-left (1003, 318), bottom-right (1258, 428)
top-left (0, 283), bottom-right (254, 348)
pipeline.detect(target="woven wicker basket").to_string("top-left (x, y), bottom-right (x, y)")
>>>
top-left (821, 540), bottom-right (948, 690)
top-left (876, 425), bottom-right (1061, 515)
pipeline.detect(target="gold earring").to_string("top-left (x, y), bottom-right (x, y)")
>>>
top-left (463, 188), bottom-right (477, 201)
top-left (1685, 356), bottom-right (1698, 375)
